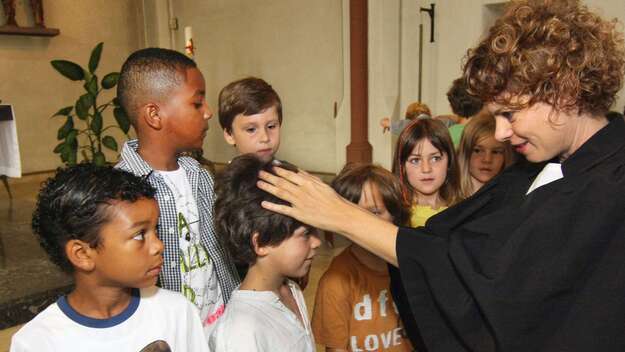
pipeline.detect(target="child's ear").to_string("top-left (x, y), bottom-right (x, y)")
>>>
top-left (65, 239), bottom-right (96, 272)
top-left (141, 103), bottom-right (163, 130)
top-left (251, 232), bottom-right (269, 257)
top-left (223, 129), bottom-right (236, 146)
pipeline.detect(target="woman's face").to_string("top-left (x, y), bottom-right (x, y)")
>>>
top-left (488, 100), bottom-right (577, 162)
top-left (404, 138), bottom-right (448, 198)
top-left (469, 135), bottom-right (506, 185)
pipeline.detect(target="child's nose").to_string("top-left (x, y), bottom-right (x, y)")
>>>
top-left (420, 160), bottom-right (432, 173)
top-left (151, 236), bottom-right (164, 256)
top-left (310, 232), bottom-right (322, 249)
top-left (483, 151), bottom-right (493, 163)
top-left (259, 127), bottom-right (269, 142)
top-left (204, 102), bottom-right (213, 120)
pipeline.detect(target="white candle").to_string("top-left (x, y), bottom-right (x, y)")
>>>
top-left (184, 26), bottom-right (194, 57)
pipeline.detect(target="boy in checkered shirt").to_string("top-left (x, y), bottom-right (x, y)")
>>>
top-left (115, 48), bottom-right (239, 340)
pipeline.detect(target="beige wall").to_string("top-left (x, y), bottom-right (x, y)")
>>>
top-left (0, 0), bottom-right (142, 174)
top-left (167, 0), bottom-right (345, 174)
top-left (6, 0), bottom-right (625, 175)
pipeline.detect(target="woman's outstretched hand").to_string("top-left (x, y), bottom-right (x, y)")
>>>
top-left (257, 166), bottom-right (355, 234)
top-left (258, 164), bottom-right (400, 265)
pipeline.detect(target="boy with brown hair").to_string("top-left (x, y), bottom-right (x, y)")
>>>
top-left (115, 48), bottom-right (239, 338)
top-left (210, 155), bottom-right (319, 351)
top-left (218, 77), bottom-right (282, 162)
top-left (312, 163), bottom-right (414, 352)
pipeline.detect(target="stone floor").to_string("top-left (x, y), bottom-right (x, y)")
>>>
top-left (0, 171), bottom-right (348, 351)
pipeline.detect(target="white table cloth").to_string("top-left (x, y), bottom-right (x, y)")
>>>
top-left (0, 105), bottom-right (21, 178)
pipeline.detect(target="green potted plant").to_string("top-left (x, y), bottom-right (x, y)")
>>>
top-left (50, 42), bottom-right (130, 166)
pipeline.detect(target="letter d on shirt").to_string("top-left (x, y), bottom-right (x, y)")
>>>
top-left (354, 294), bottom-right (372, 320)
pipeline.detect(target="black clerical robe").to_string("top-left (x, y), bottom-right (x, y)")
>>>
top-left (397, 117), bottom-right (625, 352)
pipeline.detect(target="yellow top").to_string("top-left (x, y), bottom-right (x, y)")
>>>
top-left (409, 204), bottom-right (447, 228)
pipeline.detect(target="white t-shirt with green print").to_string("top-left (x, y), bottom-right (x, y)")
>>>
top-left (160, 167), bottom-right (225, 339)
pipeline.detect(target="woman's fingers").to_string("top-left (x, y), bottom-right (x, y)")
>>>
top-left (257, 178), bottom-right (293, 204)
top-left (260, 200), bottom-right (294, 217)
top-left (270, 166), bottom-right (313, 186)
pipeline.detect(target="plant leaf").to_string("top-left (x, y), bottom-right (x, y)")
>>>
top-left (102, 136), bottom-right (118, 151)
top-left (93, 152), bottom-right (106, 166)
top-left (51, 60), bottom-right (85, 81)
top-left (113, 107), bottom-right (131, 134)
top-left (65, 129), bottom-right (78, 145)
top-left (88, 42), bottom-right (103, 74)
top-left (53, 142), bottom-right (66, 154)
top-left (67, 149), bottom-right (77, 165)
top-left (64, 130), bottom-right (78, 165)
top-left (84, 75), bottom-right (98, 96)
top-left (91, 111), bottom-right (103, 135)
top-left (57, 116), bottom-right (74, 140)
top-left (101, 72), bottom-right (119, 89)
top-left (75, 94), bottom-right (93, 120)
top-left (51, 106), bottom-right (73, 118)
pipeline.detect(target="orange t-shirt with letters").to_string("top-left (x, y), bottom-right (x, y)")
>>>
top-left (312, 246), bottom-right (412, 351)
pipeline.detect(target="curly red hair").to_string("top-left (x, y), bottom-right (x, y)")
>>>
top-left (463, 0), bottom-right (625, 115)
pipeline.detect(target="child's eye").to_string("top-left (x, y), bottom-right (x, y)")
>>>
top-left (473, 148), bottom-right (483, 154)
top-left (267, 123), bottom-right (278, 129)
top-left (431, 155), bottom-right (442, 162)
top-left (132, 230), bottom-right (146, 241)
top-left (193, 102), bottom-right (203, 109)
top-left (408, 157), bottom-right (420, 165)
top-left (245, 127), bottom-right (256, 133)
top-left (493, 149), bottom-right (504, 155)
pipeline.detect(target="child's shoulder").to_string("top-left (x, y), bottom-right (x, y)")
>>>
top-left (178, 155), bottom-right (215, 184)
top-left (139, 286), bottom-right (197, 313)
top-left (319, 248), bottom-right (360, 287)
top-left (10, 301), bottom-right (69, 349)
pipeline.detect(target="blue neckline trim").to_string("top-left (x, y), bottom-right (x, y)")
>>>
top-left (57, 288), bottom-right (140, 328)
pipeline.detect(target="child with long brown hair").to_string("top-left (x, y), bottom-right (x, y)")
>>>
top-left (312, 163), bottom-right (412, 352)
top-left (457, 112), bottom-right (515, 198)
top-left (392, 118), bottom-right (461, 228)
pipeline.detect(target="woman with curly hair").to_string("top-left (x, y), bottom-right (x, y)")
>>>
top-left (259, 0), bottom-right (625, 351)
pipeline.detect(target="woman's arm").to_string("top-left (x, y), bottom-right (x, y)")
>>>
top-left (257, 166), bottom-right (399, 266)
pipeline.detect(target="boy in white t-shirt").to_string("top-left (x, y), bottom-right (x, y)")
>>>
top-left (210, 155), bottom-right (320, 352)
top-left (10, 164), bottom-right (208, 352)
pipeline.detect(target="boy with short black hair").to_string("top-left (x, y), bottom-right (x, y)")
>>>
top-left (11, 164), bottom-right (209, 352)
top-left (209, 154), bottom-right (319, 352)
top-left (218, 77), bottom-right (282, 162)
top-left (116, 48), bottom-right (239, 337)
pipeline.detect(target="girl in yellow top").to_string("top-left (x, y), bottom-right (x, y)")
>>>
top-left (388, 118), bottom-right (461, 349)
top-left (392, 118), bottom-right (461, 228)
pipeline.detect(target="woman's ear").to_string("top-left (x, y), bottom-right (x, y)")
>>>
top-left (251, 232), bottom-right (270, 257)
top-left (65, 239), bottom-right (96, 272)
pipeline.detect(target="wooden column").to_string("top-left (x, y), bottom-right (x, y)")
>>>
top-left (346, 0), bottom-right (372, 163)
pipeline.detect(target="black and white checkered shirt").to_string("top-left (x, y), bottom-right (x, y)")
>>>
top-left (116, 140), bottom-right (240, 302)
